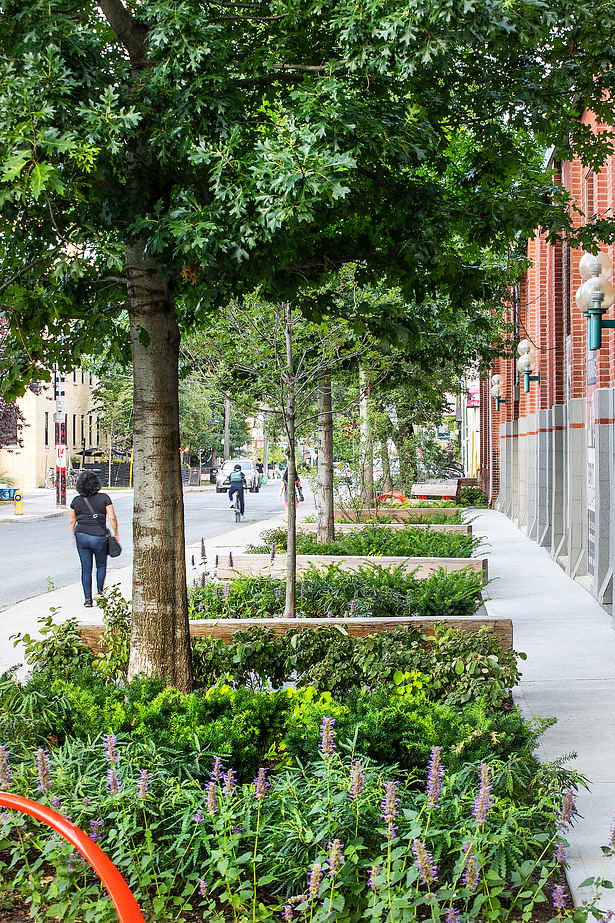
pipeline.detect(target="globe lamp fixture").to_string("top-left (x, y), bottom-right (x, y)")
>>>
top-left (575, 251), bottom-right (615, 351)
top-left (516, 340), bottom-right (540, 393)
top-left (490, 374), bottom-right (506, 411)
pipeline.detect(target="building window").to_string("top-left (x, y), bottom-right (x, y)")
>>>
top-left (72, 414), bottom-right (77, 446)
top-left (88, 415), bottom-right (92, 446)
top-left (44, 412), bottom-right (49, 448)
top-left (80, 415), bottom-right (85, 444)
top-left (96, 418), bottom-right (100, 445)
top-left (584, 170), bottom-right (595, 223)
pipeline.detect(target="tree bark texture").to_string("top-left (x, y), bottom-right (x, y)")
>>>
top-left (317, 375), bottom-right (335, 544)
top-left (126, 242), bottom-right (192, 691)
top-left (284, 304), bottom-right (297, 619)
top-left (359, 368), bottom-right (374, 506)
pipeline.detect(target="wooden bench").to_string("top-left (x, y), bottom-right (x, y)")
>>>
top-left (299, 522), bottom-right (472, 536)
top-left (216, 553), bottom-right (487, 580)
top-left (411, 482), bottom-right (458, 501)
top-left (79, 616), bottom-right (512, 652)
top-left (335, 508), bottom-right (463, 522)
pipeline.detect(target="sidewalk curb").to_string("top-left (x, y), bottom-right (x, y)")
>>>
top-left (0, 510), bottom-right (69, 524)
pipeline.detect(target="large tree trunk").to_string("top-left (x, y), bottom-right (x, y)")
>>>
top-left (126, 242), bottom-right (192, 691)
top-left (359, 367), bottom-right (374, 506)
top-left (317, 374), bottom-right (335, 544)
top-left (284, 304), bottom-right (297, 619)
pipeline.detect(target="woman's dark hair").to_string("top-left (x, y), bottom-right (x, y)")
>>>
top-left (76, 470), bottom-right (102, 497)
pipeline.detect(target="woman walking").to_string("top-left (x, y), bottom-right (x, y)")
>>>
top-left (279, 467), bottom-right (302, 520)
top-left (69, 471), bottom-right (119, 607)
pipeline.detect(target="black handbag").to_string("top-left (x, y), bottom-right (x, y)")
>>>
top-left (83, 497), bottom-right (122, 557)
top-left (296, 483), bottom-right (304, 502)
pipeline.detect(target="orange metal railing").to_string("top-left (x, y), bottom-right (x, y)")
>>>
top-left (0, 792), bottom-right (146, 922)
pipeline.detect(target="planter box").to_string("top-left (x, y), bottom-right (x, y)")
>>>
top-left (299, 522), bottom-right (472, 536)
top-left (216, 553), bottom-right (487, 580)
top-left (79, 616), bottom-right (512, 652)
top-left (411, 483), bottom-right (457, 501)
top-left (335, 508), bottom-right (463, 522)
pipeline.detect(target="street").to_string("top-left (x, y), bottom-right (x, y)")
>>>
top-left (0, 481), bottom-right (294, 612)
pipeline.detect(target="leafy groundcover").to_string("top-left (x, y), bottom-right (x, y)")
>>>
top-left (247, 526), bottom-right (479, 559)
top-left (0, 608), bottom-right (609, 923)
top-left (188, 564), bottom-right (486, 621)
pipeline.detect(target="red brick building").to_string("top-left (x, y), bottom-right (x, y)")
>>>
top-left (480, 109), bottom-right (615, 606)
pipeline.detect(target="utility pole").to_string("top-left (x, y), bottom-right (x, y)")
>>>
top-left (53, 366), bottom-right (67, 507)
top-left (223, 398), bottom-right (231, 459)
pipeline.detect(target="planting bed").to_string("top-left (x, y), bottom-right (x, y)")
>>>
top-left (0, 609), bottom-right (589, 922)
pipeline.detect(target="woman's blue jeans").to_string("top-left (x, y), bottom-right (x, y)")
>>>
top-left (75, 532), bottom-right (108, 601)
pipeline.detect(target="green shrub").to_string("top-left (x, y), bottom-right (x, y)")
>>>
top-left (457, 485), bottom-right (489, 507)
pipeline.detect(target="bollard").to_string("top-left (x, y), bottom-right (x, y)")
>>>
top-left (13, 491), bottom-right (23, 515)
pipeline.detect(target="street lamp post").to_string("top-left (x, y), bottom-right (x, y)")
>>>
top-left (516, 340), bottom-right (540, 393)
top-left (575, 251), bottom-right (615, 352)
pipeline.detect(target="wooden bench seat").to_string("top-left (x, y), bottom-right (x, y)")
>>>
top-left (335, 508), bottom-right (463, 522)
top-left (79, 616), bottom-right (512, 652)
top-left (299, 522), bottom-right (472, 536)
top-left (216, 553), bottom-right (487, 580)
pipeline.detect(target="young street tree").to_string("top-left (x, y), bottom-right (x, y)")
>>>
top-left (2, 1), bottom-right (615, 687)
top-left (183, 296), bottom-right (366, 617)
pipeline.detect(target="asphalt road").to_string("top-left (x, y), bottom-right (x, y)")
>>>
top-left (0, 482), bottom-right (290, 612)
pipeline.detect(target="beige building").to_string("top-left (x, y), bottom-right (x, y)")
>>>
top-left (0, 370), bottom-right (101, 488)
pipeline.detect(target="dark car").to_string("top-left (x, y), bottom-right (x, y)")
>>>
top-left (215, 459), bottom-right (260, 493)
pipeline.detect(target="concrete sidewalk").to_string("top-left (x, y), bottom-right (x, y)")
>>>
top-left (472, 508), bottom-right (615, 910)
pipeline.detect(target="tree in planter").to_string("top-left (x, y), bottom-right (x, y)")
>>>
top-left (3, 0), bottom-right (615, 686)
top-left (183, 296), bottom-right (367, 617)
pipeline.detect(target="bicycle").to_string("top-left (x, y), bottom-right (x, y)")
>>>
top-left (231, 490), bottom-right (242, 523)
top-left (45, 468), bottom-right (78, 490)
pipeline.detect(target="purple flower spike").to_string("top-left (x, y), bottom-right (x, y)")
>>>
top-left (608, 816), bottom-right (615, 853)
top-left (275, 586), bottom-right (281, 600)
top-left (307, 863), bottom-right (322, 898)
top-left (223, 769), bottom-right (236, 798)
top-left (552, 883), bottom-right (567, 911)
top-left (106, 766), bottom-right (121, 795)
top-left (319, 716), bottom-right (336, 759)
top-left (556, 788), bottom-right (576, 830)
top-left (0, 746), bottom-right (13, 791)
top-left (412, 838), bottom-right (438, 888)
top-left (270, 543), bottom-right (276, 562)
top-left (193, 807), bottom-right (205, 824)
top-left (88, 817), bottom-right (103, 843)
top-left (198, 879), bottom-right (208, 897)
top-left (282, 906), bottom-right (293, 923)
top-left (201, 538), bottom-right (206, 561)
top-left (228, 551), bottom-right (234, 568)
top-left (191, 554), bottom-right (195, 567)
top-left (349, 599), bottom-right (356, 615)
top-left (137, 769), bottom-right (150, 799)
top-left (211, 756), bottom-right (224, 781)
top-left (103, 733), bottom-right (118, 765)
top-left (472, 763), bottom-right (494, 826)
top-left (223, 584), bottom-right (231, 598)
top-left (348, 760), bottom-right (365, 800)
top-left (215, 554), bottom-right (219, 567)
top-left (253, 767), bottom-right (270, 801)
top-left (206, 780), bottom-right (218, 815)
top-left (327, 839), bottom-right (344, 877)
top-left (201, 571), bottom-right (206, 587)
top-left (367, 863), bottom-right (381, 891)
top-left (425, 746), bottom-right (444, 808)
top-left (35, 748), bottom-right (52, 793)
top-left (380, 780), bottom-right (398, 840)
top-left (445, 909), bottom-right (460, 923)
top-left (553, 842), bottom-right (567, 864)
top-left (461, 841), bottom-right (480, 891)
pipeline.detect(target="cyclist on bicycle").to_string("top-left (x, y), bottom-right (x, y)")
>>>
top-left (228, 464), bottom-right (246, 518)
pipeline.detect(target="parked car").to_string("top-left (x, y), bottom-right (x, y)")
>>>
top-left (215, 459), bottom-right (261, 493)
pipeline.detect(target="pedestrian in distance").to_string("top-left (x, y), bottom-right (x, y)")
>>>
top-left (69, 470), bottom-right (119, 607)
top-left (279, 467), bottom-right (301, 520)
